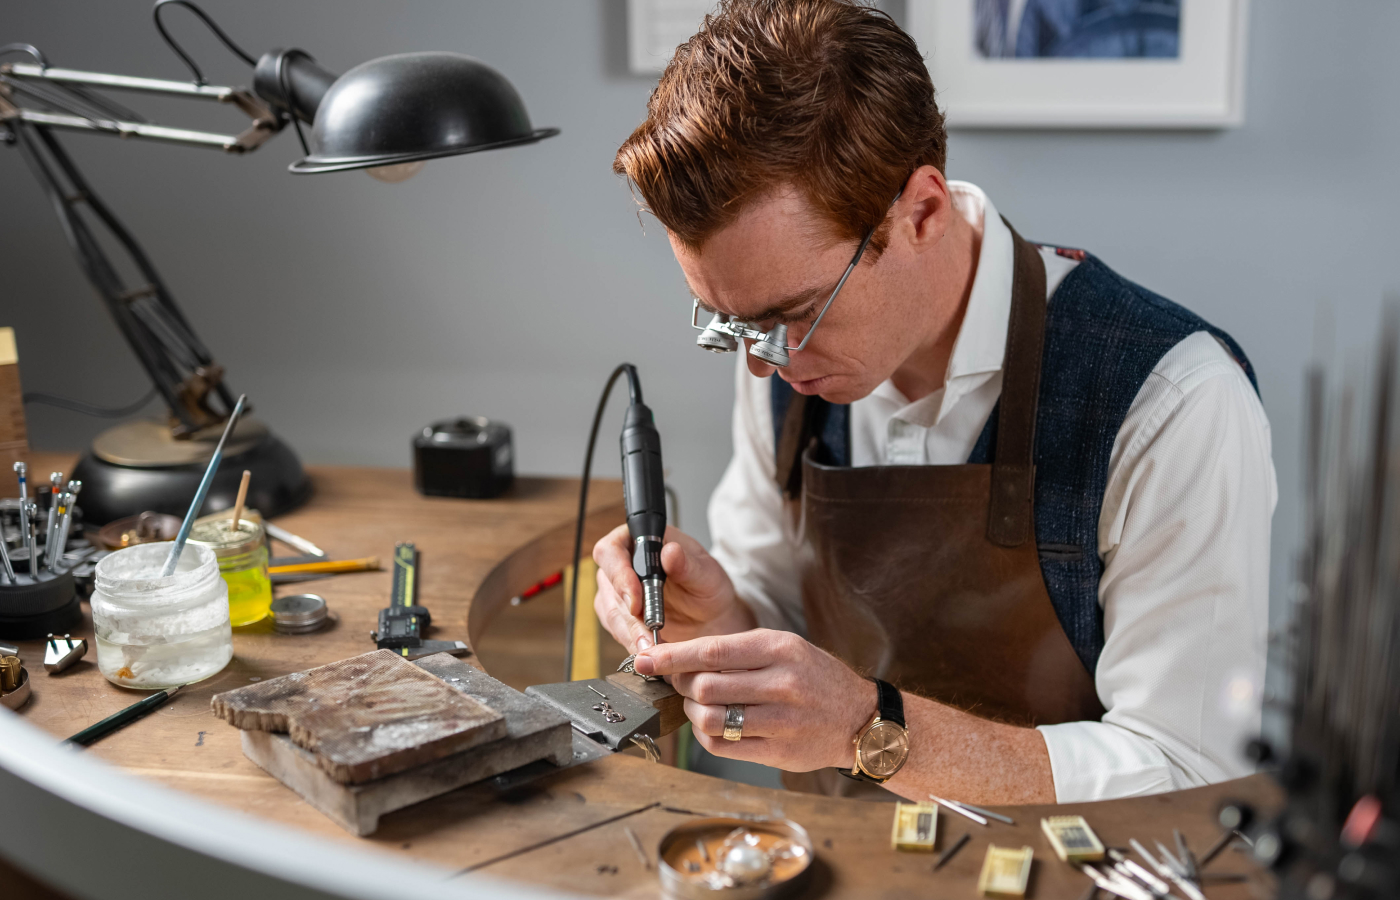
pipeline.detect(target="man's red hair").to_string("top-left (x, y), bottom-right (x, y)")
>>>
top-left (614, 0), bottom-right (947, 256)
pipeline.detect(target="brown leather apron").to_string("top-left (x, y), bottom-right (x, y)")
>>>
top-left (777, 224), bottom-right (1105, 798)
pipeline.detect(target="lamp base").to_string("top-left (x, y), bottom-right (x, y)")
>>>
top-left (71, 418), bottom-right (312, 526)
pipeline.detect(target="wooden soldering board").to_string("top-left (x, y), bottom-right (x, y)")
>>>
top-left (235, 652), bottom-right (576, 836)
top-left (212, 649), bottom-right (506, 784)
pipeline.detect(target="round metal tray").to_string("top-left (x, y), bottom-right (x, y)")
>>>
top-left (657, 817), bottom-right (814, 900)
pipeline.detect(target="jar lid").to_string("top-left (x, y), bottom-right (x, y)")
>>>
top-left (271, 593), bottom-right (328, 633)
top-left (189, 512), bottom-right (264, 556)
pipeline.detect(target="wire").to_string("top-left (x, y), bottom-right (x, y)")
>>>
top-left (564, 363), bottom-right (641, 681)
top-left (664, 483), bottom-right (681, 531)
top-left (276, 50), bottom-right (311, 156)
top-left (24, 387), bottom-right (159, 418)
top-left (152, 0), bottom-right (256, 85)
top-left (0, 43), bottom-right (49, 67)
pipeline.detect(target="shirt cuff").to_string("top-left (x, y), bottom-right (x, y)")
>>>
top-left (1037, 720), bottom-right (1177, 802)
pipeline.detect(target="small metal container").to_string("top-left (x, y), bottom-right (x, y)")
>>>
top-left (270, 593), bottom-right (328, 634)
top-left (658, 817), bottom-right (814, 900)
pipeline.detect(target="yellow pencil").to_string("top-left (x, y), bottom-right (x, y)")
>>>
top-left (268, 556), bottom-right (381, 576)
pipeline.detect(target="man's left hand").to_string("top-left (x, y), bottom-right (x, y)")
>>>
top-left (633, 629), bottom-right (875, 772)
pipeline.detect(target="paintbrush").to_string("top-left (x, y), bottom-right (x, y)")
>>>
top-left (161, 395), bottom-right (247, 576)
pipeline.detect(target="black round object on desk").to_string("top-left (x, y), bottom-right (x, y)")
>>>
top-left (0, 570), bottom-right (80, 640)
top-left (71, 417), bottom-right (312, 525)
top-left (413, 417), bottom-right (513, 499)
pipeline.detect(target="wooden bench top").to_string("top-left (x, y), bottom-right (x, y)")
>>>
top-left (9, 452), bottom-right (1278, 898)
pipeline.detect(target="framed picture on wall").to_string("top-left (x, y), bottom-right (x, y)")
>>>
top-left (906, 0), bottom-right (1250, 128)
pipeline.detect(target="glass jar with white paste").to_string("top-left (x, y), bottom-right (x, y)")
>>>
top-left (90, 542), bottom-right (233, 689)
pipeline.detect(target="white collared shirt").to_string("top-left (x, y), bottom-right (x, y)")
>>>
top-left (707, 182), bottom-right (1276, 802)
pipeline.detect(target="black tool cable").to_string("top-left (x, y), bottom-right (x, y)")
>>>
top-left (564, 363), bottom-right (642, 682)
top-left (152, 0), bottom-right (256, 85)
top-left (275, 49), bottom-right (312, 155)
top-left (24, 387), bottom-right (159, 418)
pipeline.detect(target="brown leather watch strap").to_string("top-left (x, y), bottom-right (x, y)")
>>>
top-left (987, 220), bottom-right (1049, 548)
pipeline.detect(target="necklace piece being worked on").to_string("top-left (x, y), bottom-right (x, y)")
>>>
top-left (618, 654), bottom-right (664, 682)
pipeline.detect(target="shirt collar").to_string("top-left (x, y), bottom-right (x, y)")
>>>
top-left (873, 182), bottom-right (1014, 426)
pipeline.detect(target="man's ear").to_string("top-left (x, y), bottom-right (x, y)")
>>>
top-left (897, 165), bottom-right (954, 250)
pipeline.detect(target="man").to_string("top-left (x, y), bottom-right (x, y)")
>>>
top-left (594, 0), bottom-right (1273, 804)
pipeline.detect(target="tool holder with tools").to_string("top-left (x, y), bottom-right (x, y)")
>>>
top-left (0, 499), bottom-right (89, 640)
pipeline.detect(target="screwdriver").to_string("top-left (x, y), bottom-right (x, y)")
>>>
top-left (23, 500), bottom-right (39, 577)
top-left (13, 462), bottom-right (30, 574)
top-left (0, 518), bottom-right (13, 582)
top-left (47, 481), bottom-right (81, 574)
top-left (45, 471), bottom-right (63, 556)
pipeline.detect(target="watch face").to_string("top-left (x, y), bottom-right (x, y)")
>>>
top-left (857, 720), bottom-right (909, 779)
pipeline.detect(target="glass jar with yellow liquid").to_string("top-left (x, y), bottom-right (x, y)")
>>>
top-left (189, 511), bottom-right (273, 627)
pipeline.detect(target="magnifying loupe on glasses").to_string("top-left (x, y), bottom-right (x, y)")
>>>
top-left (689, 192), bottom-right (897, 368)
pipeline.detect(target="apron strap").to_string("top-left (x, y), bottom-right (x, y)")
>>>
top-left (773, 217), bottom-right (1050, 535)
top-left (987, 219), bottom-right (1049, 547)
top-left (775, 390), bottom-right (812, 500)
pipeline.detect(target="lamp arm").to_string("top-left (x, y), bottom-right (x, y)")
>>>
top-left (0, 62), bottom-right (281, 153)
top-left (6, 120), bottom-right (240, 436)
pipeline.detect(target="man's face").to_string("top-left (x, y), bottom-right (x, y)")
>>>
top-left (672, 187), bottom-right (930, 405)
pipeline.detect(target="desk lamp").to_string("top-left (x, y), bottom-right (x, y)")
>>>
top-left (0, 1), bottom-right (558, 524)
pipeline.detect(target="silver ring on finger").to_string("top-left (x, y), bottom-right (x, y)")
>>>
top-left (722, 704), bottom-right (745, 742)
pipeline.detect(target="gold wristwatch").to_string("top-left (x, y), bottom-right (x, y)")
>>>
top-left (842, 678), bottom-right (909, 784)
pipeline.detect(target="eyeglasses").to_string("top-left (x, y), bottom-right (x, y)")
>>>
top-left (689, 192), bottom-right (899, 368)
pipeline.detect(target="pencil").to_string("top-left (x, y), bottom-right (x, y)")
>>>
top-left (66, 685), bottom-right (183, 747)
top-left (267, 556), bottom-right (381, 576)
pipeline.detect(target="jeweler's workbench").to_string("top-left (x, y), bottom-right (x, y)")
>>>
top-left (8, 452), bottom-right (1279, 899)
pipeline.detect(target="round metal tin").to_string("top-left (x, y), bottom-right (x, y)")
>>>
top-left (270, 593), bottom-right (328, 634)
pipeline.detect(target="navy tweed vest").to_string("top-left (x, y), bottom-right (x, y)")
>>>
top-left (771, 250), bottom-right (1258, 674)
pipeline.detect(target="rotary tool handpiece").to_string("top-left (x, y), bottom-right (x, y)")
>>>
top-left (621, 400), bottom-right (667, 644)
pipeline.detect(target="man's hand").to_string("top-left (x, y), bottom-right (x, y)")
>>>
top-left (592, 524), bottom-right (756, 652)
top-left (634, 629), bottom-right (874, 772)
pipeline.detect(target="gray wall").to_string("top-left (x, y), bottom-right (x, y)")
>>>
top-left (4, 0), bottom-right (1398, 632)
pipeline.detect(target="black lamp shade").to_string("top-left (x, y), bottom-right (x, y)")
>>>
top-left (289, 52), bottom-right (557, 174)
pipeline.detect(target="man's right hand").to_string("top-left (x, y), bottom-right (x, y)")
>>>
top-left (592, 524), bottom-right (757, 652)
